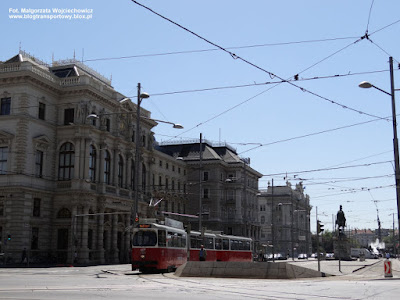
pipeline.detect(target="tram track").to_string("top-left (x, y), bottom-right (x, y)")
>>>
top-left (135, 272), bottom-right (360, 300)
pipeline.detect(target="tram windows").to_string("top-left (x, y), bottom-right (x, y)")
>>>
top-left (158, 230), bottom-right (166, 247)
top-left (181, 234), bottom-right (187, 248)
top-left (168, 232), bottom-right (186, 248)
top-left (222, 239), bottom-right (229, 250)
top-left (205, 237), bottom-right (214, 249)
top-left (133, 231), bottom-right (157, 246)
top-left (215, 238), bottom-right (222, 250)
top-left (190, 236), bottom-right (202, 249)
top-left (244, 241), bottom-right (251, 251)
top-left (230, 239), bottom-right (244, 250)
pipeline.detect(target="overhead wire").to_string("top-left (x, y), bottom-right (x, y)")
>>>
top-left (366, 0), bottom-right (376, 35)
top-left (238, 116), bottom-right (392, 155)
top-left (131, 0), bottom-right (391, 141)
top-left (261, 160), bottom-right (393, 177)
top-left (144, 68), bottom-right (392, 98)
top-left (82, 37), bottom-right (360, 63)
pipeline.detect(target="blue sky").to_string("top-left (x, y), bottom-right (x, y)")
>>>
top-left (2, 0), bottom-right (400, 232)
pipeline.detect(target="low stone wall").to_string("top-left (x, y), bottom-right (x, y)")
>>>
top-left (175, 261), bottom-right (328, 279)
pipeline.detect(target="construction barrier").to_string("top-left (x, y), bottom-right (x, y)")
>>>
top-left (384, 259), bottom-right (393, 278)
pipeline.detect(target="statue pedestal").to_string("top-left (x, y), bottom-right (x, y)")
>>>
top-left (333, 235), bottom-right (351, 260)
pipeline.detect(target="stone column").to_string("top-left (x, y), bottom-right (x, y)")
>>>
top-left (104, 227), bottom-right (111, 263)
top-left (112, 148), bottom-right (117, 186)
top-left (96, 199), bottom-right (106, 264)
top-left (83, 138), bottom-right (91, 180)
top-left (125, 153), bottom-right (131, 189)
top-left (98, 144), bottom-right (105, 184)
top-left (69, 202), bottom-right (78, 264)
top-left (73, 137), bottom-right (82, 179)
top-left (111, 214), bottom-right (119, 263)
top-left (78, 205), bottom-right (89, 263)
top-left (125, 214), bottom-right (131, 263)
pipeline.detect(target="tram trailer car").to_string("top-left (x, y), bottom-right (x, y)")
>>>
top-left (132, 220), bottom-right (253, 272)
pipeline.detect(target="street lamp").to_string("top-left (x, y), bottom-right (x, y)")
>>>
top-left (359, 57), bottom-right (400, 254)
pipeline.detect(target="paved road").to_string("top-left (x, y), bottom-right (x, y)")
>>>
top-left (0, 259), bottom-right (399, 299)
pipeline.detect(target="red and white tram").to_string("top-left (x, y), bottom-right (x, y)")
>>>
top-left (132, 218), bottom-right (253, 272)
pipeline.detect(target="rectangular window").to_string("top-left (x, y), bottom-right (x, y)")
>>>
top-left (33, 198), bottom-right (41, 217)
top-left (64, 108), bottom-right (74, 125)
top-left (38, 102), bottom-right (46, 120)
top-left (106, 118), bottom-right (111, 132)
top-left (31, 227), bottom-right (39, 250)
top-left (0, 98), bottom-right (11, 115)
top-left (35, 150), bottom-right (43, 177)
top-left (0, 197), bottom-right (4, 216)
top-left (0, 147), bottom-right (8, 174)
top-left (88, 229), bottom-right (93, 249)
top-left (203, 171), bottom-right (209, 181)
top-left (203, 188), bottom-right (209, 199)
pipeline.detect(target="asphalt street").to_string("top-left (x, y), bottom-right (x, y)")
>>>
top-left (0, 259), bottom-right (399, 300)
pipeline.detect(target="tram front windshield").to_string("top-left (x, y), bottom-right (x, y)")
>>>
top-left (133, 230), bottom-right (157, 246)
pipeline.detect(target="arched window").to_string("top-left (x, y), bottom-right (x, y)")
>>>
top-left (104, 150), bottom-right (111, 185)
top-left (57, 208), bottom-right (71, 218)
top-left (58, 142), bottom-right (74, 180)
top-left (261, 216), bottom-right (265, 224)
top-left (131, 159), bottom-right (135, 190)
top-left (118, 154), bottom-right (124, 188)
top-left (89, 145), bottom-right (96, 182)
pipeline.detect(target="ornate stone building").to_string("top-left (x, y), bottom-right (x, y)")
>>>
top-left (156, 139), bottom-right (262, 240)
top-left (258, 182), bottom-right (312, 257)
top-left (0, 51), bottom-right (282, 266)
top-left (0, 51), bottom-right (188, 265)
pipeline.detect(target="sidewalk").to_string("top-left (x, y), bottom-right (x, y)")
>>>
top-left (287, 258), bottom-right (399, 278)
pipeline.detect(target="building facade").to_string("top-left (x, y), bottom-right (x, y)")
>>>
top-left (0, 51), bottom-right (311, 265)
top-left (258, 181), bottom-right (312, 257)
top-left (156, 139), bottom-right (262, 241)
top-left (0, 51), bottom-right (189, 265)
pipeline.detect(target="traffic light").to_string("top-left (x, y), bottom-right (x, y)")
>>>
top-left (7, 234), bottom-right (11, 241)
top-left (317, 220), bottom-right (324, 234)
top-left (134, 213), bottom-right (139, 223)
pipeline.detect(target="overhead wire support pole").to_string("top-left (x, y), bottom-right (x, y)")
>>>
top-left (389, 57), bottom-right (400, 253)
top-left (316, 207), bottom-right (320, 272)
top-left (271, 178), bottom-right (275, 263)
top-left (199, 133), bottom-right (203, 235)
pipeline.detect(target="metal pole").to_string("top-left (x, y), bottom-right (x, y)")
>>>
top-left (389, 57), bottom-right (400, 256)
top-left (133, 83), bottom-right (142, 226)
top-left (291, 191), bottom-right (294, 261)
top-left (316, 206), bottom-right (320, 272)
top-left (393, 213), bottom-right (395, 256)
top-left (199, 133), bottom-right (203, 233)
top-left (272, 178), bottom-right (275, 263)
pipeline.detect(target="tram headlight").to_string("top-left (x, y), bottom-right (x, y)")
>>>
top-left (140, 254), bottom-right (145, 259)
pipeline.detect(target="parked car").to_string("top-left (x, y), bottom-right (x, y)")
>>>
top-left (298, 253), bottom-right (308, 259)
top-left (276, 253), bottom-right (287, 260)
top-left (326, 253), bottom-right (334, 259)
